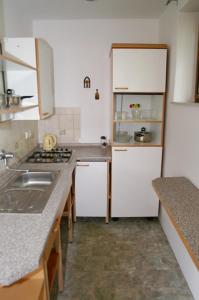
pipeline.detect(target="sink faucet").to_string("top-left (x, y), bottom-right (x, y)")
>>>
top-left (0, 150), bottom-right (29, 172)
top-left (0, 150), bottom-right (14, 167)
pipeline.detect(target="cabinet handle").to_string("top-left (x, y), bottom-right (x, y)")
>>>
top-left (114, 149), bottom-right (128, 152)
top-left (115, 87), bottom-right (129, 90)
top-left (76, 163), bottom-right (90, 167)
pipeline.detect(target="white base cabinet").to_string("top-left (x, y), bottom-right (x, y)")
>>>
top-left (112, 147), bottom-right (162, 217)
top-left (75, 162), bottom-right (108, 217)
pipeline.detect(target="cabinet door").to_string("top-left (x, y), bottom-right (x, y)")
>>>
top-left (112, 147), bottom-right (162, 217)
top-left (112, 49), bottom-right (167, 93)
top-left (2, 38), bottom-right (36, 67)
top-left (76, 162), bottom-right (107, 217)
top-left (36, 39), bottom-right (55, 119)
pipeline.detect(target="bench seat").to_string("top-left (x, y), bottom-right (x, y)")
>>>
top-left (152, 177), bottom-right (199, 270)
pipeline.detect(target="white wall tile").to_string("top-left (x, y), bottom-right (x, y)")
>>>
top-left (37, 107), bottom-right (81, 143)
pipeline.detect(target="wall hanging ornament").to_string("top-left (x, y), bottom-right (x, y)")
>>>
top-left (95, 89), bottom-right (100, 100)
top-left (83, 76), bottom-right (91, 88)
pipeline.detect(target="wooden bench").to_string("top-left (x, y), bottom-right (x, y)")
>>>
top-left (152, 176), bottom-right (199, 300)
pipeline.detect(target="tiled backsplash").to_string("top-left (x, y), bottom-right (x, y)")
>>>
top-left (0, 120), bottom-right (38, 169)
top-left (38, 107), bottom-right (81, 144)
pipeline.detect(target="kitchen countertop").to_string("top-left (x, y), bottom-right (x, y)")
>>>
top-left (0, 157), bottom-right (76, 286)
top-left (152, 177), bottom-right (199, 266)
top-left (0, 144), bottom-right (111, 286)
top-left (49, 143), bottom-right (112, 162)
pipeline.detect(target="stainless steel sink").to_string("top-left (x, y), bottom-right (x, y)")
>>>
top-left (0, 171), bottom-right (59, 214)
top-left (11, 171), bottom-right (56, 188)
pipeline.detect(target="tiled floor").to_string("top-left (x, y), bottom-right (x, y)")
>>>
top-left (55, 217), bottom-right (194, 300)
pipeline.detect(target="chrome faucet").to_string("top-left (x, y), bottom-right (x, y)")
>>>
top-left (0, 150), bottom-right (29, 172)
top-left (0, 150), bottom-right (14, 167)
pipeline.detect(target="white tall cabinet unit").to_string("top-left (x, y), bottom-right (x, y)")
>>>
top-left (2, 38), bottom-right (54, 120)
top-left (111, 44), bottom-right (168, 218)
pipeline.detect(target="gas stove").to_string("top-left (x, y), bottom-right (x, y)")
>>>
top-left (26, 147), bottom-right (72, 163)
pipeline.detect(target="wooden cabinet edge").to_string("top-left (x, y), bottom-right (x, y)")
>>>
top-left (111, 43), bottom-right (168, 49)
top-left (0, 267), bottom-right (46, 300)
top-left (35, 39), bottom-right (43, 119)
top-left (111, 144), bottom-right (163, 147)
top-left (0, 54), bottom-right (37, 71)
top-left (0, 105), bottom-right (38, 115)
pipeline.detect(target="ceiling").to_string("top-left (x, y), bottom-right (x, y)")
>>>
top-left (4, 0), bottom-right (167, 20)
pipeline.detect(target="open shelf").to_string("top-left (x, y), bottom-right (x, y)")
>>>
top-left (0, 54), bottom-right (37, 71)
top-left (113, 94), bottom-right (165, 146)
top-left (0, 105), bottom-right (38, 114)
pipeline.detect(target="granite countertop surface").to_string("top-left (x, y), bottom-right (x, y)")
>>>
top-left (0, 144), bottom-right (111, 285)
top-left (53, 143), bottom-right (112, 161)
top-left (0, 156), bottom-right (76, 286)
top-left (152, 177), bottom-right (199, 264)
top-left (0, 144), bottom-right (111, 286)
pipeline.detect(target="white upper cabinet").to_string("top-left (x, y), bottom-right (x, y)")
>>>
top-left (3, 38), bottom-right (36, 67)
top-left (36, 39), bottom-right (54, 119)
top-left (2, 38), bottom-right (55, 120)
top-left (112, 47), bottom-right (167, 93)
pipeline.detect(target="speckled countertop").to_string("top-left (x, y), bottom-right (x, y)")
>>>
top-left (0, 157), bottom-right (76, 286)
top-left (0, 144), bottom-right (111, 286)
top-left (152, 177), bottom-right (199, 265)
top-left (55, 143), bottom-right (112, 161)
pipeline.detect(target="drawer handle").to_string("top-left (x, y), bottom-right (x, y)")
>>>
top-left (115, 87), bottom-right (129, 90)
top-left (114, 149), bottom-right (128, 152)
top-left (76, 164), bottom-right (90, 167)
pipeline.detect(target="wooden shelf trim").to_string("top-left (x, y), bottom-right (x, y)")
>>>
top-left (111, 43), bottom-right (168, 49)
top-left (112, 143), bottom-right (163, 147)
top-left (0, 54), bottom-right (37, 71)
top-left (0, 105), bottom-right (38, 114)
top-left (113, 119), bottom-right (162, 124)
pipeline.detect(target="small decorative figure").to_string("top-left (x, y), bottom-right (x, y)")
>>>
top-left (83, 76), bottom-right (91, 88)
top-left (95, 89), bottom-right (100, 100)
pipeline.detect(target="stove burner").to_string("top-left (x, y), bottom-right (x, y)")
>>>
top-left (26, 147), bottom-right (72, 163)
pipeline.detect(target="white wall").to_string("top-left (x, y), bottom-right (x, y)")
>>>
top-left (159, 4), bottom-right (199, 187)
top-left (33, 19), bottom-right (159, 143)
top-left (2, 0), bottom-right (33, 36)
top-left (0, 0), bottom-right (4, 37)
top-left (174, 12), bottom-right (199, 102)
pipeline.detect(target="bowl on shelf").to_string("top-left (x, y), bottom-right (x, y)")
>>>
top-left (115, 131), bottom-right (132, 143)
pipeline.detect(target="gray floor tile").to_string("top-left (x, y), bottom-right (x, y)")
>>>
top-left (54, 217), bottom-right (194, 300)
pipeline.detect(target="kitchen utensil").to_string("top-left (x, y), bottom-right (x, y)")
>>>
top-left (134, 127), bottom-right (152, 143)
top-left (1, 89), bottom-right (34, 107)
top-left (43, 134), bottom-right (57, 151)
top-left (100, 136), bottom-right (108, 148)
top-left (116, 131), bottom-right (132, 143)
